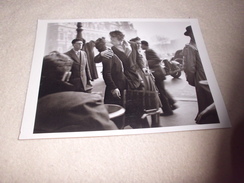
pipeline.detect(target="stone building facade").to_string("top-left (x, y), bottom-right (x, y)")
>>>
top-left (44, 21), bottom-right (137, 55)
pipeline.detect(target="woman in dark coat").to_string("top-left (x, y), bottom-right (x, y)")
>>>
top-left (95, 37), bottom-right (127, 106)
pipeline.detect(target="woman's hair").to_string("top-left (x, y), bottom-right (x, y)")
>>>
top-left (95, 37), bottom-right (106, 52)
top-left (109, 30), bottom-right (125, 41)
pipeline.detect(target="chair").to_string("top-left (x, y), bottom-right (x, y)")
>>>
top-left (122, 90), bottom-right (162, 128)
top-left (104, 104), bottom-right (125, 129)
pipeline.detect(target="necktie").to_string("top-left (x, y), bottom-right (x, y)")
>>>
top-left (76, 51), bottom-right (80, 59)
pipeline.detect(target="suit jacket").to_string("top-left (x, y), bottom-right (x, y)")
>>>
top-left (65, 49), bottom-right (92, 92)
top-left (34, 92), bottom-right (118, 133)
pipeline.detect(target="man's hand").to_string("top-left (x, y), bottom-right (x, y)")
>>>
top-left (101, 49), bottom-right (114, 59)
top-left (111, 88), bottom-right (121, 99)
top-left (61, 71), bottom-right (71, 82)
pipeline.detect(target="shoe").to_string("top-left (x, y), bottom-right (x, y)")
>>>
top-left (171, 104), bottom-right (178, 110)
top-left (160, 111), bottom-right (173, 116)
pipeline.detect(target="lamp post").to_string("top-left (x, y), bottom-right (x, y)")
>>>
top-left (76, 22), bottom-right (83, 39)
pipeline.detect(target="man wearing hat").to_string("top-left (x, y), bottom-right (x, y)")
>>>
top-left (182, 26), bottom-right (218, 124)
top-left (38, 51), bottom-right (75, 98)
top-left (65, 38), bottom-right (93, 93)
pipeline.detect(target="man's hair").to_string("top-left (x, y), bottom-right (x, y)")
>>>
top-left (71, 38), bottom-right (86, 44)
top-left (42, 51), bottom-right (73, 80)
top-left (141, 40), bottom-right (149, 47)
top-left (130, 37), bottom-right (141, 42)
top-left (95, 37), bottom-right (106, 52)
top-left (109, 30), bottom-right (125, 41)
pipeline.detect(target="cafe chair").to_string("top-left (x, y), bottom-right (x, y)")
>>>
top-left (104, 104), bottom-right (125, 129)
top-left (122, 90), bottom-right (162, 128)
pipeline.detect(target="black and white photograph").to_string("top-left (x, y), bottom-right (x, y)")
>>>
top-left (19, 19), bottom-right (231, 139)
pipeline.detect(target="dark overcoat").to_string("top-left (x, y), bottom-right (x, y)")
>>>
top-left (65, 49), bottom-right (92, 92)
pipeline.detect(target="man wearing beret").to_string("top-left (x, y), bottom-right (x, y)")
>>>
top-left (65, 38), bottom-right (93, 93)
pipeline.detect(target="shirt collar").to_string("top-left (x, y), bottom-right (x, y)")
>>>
top-left (73, 49), bottom-right (81, 53)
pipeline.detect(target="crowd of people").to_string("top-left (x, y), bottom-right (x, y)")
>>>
top-left (34, 26), bottom-right (219, 133)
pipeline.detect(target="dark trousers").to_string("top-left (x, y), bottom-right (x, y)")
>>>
top-left (155, 78), bottom-right (175, 113)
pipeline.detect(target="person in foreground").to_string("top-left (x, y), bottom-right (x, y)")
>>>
top-left (34, 92), bottom-right (118, 133)
top-left (34, 51), bottom-right (118, 133)
top-left (38, 51), bottom-right (75, 98)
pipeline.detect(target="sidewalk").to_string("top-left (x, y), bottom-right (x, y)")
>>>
top-left (159, 100), bottom-right (197, 127)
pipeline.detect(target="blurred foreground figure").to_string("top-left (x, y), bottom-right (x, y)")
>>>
top-left (34, 92), bottom-right (118, 133)
top-left (38, 51), bottom-right (75, 98)
top-left (35, 51), bottom-right (118, 133)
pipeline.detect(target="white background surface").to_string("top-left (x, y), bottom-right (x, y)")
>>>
top-left (0, 0), bottom-right (243, 182)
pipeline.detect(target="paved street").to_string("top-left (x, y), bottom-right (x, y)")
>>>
top-left (160, 73), bottom-right (198, 127)
top-left (91, 65), bottom-right (198, 127)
